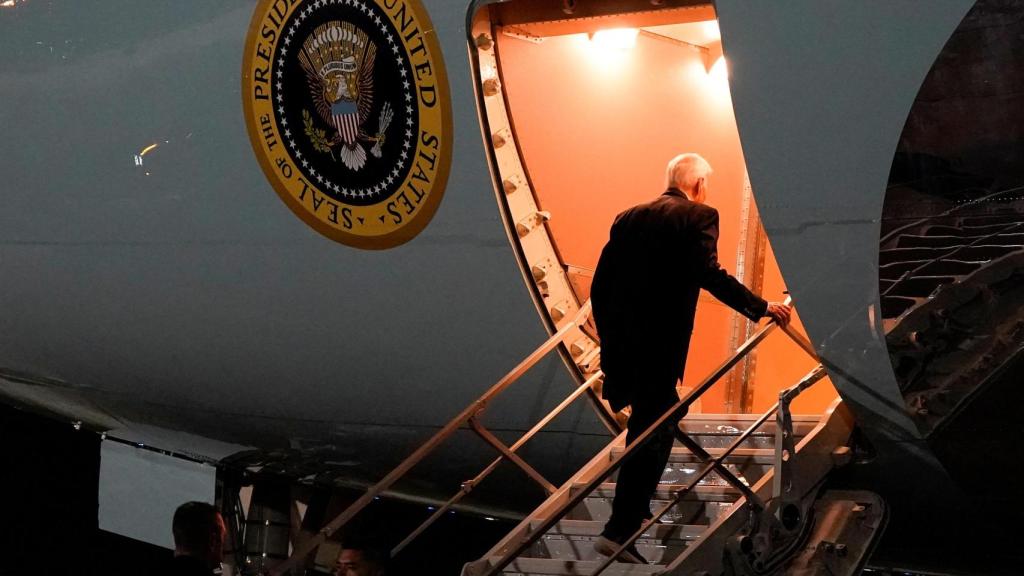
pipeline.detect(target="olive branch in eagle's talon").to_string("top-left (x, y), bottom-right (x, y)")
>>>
top-left (370, 102), bottom-right (393, 158)
top-left (303, 109), bottom-right (339, 160)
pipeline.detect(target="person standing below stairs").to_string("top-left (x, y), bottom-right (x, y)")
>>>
top-left (168, 501), bottom-right (226, 576)
top-left (590, 153), bottom-right (791, 563)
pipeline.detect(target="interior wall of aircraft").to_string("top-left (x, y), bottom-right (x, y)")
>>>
top-left (493, 20), bottom-right (836, 415)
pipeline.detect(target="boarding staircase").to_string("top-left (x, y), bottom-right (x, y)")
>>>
top-left (878, 189), bottom-right (1024, 434)
top-left (268, 300), bottom-right (884, 576)
top-left (465, 413), bottom-right (825, 576)
top-left (879, 198), bottom-right (1024, 326)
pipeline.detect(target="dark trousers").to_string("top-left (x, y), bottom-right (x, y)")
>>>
top-left (603, 383), bottom-right (681, 540)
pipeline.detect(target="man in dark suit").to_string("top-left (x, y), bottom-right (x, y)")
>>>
top-left (591, 153), bottom-right (790, 563)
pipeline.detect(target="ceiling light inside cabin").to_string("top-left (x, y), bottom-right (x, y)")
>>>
top-left (702, 20), bottom-right (721, 42)
top-left (590, 28), bottom-right (639, 51)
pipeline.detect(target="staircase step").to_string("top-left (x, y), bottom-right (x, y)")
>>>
top-left (916, 259), bottom-right (985, 277)
top-left (519, 519), bottom-right (704, 564)
top-left (879, 258), bottom-right (988, 281)
top-left (531, 519), bottom-right (704, 541)
top-left (924, 223), bottom-right (1018, 236)
top-left (525, 532), bottom-right (683, 563)
top-left (884, 213), bottom-right (1022, 243)
top-left (677, 414), bottom-right (818, 450)
top-left (881, 295), bottom-right (919, 319)
top-left (609, 446), bottom-right (774, 485)
top-left (611, 446), bottom-right (774, 464)
top-left (896, 232), bottom-right (1024, 249)
top-left (567, 483), bottom-right (740, 525)
top-left (879, 259), bottom-right (930, 280)
top-left (496, 556), bottom-right (665, 575)
top-left (960, 221), bottom-right (1024, 234)
top-left (879, 247), bottom-right (946, 265)
top-left (958, 214), bottom-right (1024, 227)
top-left (587, 483), bottom-right (739, 501)
top-left (884, 275), bottom-right (956, 298)
top-left (879, 244), bottom-right (1019, 266)
top-left (895, 234), bottom-right (966, 249)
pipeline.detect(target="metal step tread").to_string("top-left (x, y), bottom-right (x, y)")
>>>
top-left (521, 519), bottom-right (694, 564)
top-left (880, 244), bottom-right (1020, 256)
top-left (681, 413), bottom-right (820, 426)
top-left (884, 275), bottom-right (957, 297)
top-left (531, 519), bottom-right (705, 541)
top-left (583, 483), bottom-right (740, 502)
top-left (895, 232), bottom-right (1024, 249)
top-left (496, 556), bottom-right (665, 575)
top-left (925, 222), bottom-right (1024, 236)
top-left (610, 446), bottom-right (774, 464)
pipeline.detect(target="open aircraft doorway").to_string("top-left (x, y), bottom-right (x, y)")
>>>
top-left (468, 0), bottom-right (837, 417)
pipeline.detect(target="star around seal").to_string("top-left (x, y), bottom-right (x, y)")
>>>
top-left (243, 0), bottom-right (452, 249)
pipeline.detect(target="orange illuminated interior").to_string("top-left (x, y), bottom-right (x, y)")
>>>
top-left (496, 19), bottom-right (837, 414)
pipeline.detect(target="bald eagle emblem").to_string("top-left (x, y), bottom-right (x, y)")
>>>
top-left (298, 21), bottom-right (391, 171)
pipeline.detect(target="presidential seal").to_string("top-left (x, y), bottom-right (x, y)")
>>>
top-left (243, 0), bottom-right (452, 249)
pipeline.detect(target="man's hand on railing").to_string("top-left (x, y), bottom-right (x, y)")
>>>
top-left (765, 301), bottom-right (792, 327)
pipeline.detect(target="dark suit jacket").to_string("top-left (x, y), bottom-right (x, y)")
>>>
top-left (591, 188), bottom-right (767, 411)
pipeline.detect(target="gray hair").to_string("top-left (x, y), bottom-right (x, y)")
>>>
top-left (665, 153), bottom-right (713, 191)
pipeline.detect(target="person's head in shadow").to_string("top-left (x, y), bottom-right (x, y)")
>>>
top-left (172, 501), bottom-right (226, 573)
top-left (334, 536), bottom-right (389, 576)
